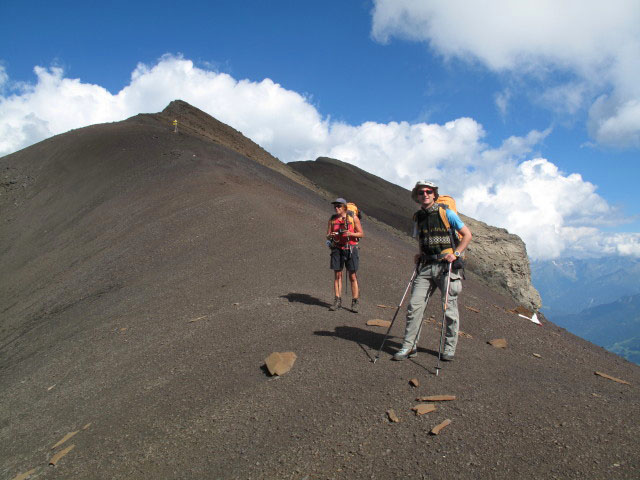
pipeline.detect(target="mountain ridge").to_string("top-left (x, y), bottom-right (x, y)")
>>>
top-left (1, 101), bottom-right (638, 479)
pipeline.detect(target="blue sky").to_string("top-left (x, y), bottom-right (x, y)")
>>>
top-left (1, 0), bottom-right (639, 259)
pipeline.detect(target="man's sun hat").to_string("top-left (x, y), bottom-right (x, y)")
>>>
top-left (331, 197), bottom-right (348, 205)
top-left (411, 180), bottom-right (439, 203)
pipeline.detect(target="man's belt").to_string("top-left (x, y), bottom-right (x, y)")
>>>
top-left (420, 253), bottom-right (448, 263)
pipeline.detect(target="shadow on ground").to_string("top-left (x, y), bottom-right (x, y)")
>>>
top-left (314, 325), bottom-right (439, 364)
top-left (280, 293), bottom-right (331, 308)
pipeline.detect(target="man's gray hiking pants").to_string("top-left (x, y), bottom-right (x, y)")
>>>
top-left (402, 262), bottom-right (463, 355)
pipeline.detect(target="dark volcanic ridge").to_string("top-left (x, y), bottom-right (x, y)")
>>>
top-left (1, 101), bottom-right (638, 479)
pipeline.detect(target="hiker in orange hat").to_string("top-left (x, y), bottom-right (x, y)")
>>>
top-left (326, 198), bottom-right (364, 312)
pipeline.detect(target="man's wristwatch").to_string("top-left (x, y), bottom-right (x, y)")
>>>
top-left (454, 251), bottom-right (461, 257)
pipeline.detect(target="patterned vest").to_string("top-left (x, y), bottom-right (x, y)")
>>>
top-left (414, 206), bottom-right (454, 256)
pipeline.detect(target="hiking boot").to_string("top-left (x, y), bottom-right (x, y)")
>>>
top-left (392, 347), bottom-right (418, 361)
top-left (329, 297), bottom-right (341, 311)
top-left (351, 298), bottom-right (360, 313)
top-left (441, 353), bottom-right (454, 361)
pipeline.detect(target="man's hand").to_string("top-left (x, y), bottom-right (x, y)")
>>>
top-left (444, 253), bottom-right (456, 263)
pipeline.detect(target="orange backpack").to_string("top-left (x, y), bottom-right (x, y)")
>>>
top-left (435, 195), bottom-right (457, 230)
top-left (330, 202), bottom-right (362, 244)
top-left (435, 195), bottom-right (462, 252)
top-left (346, 202), bottom-right (360, 223)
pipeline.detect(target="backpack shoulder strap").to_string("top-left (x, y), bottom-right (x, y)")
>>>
top-left (438, 205), bottom-right (451, 230)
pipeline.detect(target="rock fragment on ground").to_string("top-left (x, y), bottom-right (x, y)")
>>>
top-left (412, 404), bottom-right (437, 415)
top-left (511, 305), bottom-right (533, 317)
top-left (264, 352), bottom-right (297, 376)
top-left (49, 444), bottom-right (75, 466)
top-left (488, 338), bottom-right (507, 348)
top-left (430, 419), bottom-right (452, 435)
top-left (12, 468), bottom-right (37, 480)
top-left (595, 371), bottom-right (630, 385)
top-left (409, 378), bottom-right (419, 387)
top-left (416, 395), bottom-right (456, 402)
top-left (386, 409), bottom-right (400, 423)
top-left (51, 430), bottom-right (79, 449)
top-left (366, 319), bottom-right (391, 328)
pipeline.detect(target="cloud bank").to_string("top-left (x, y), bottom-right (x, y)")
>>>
top-left (1, 56), bottom-right (638, 259)
top-left (371, 0), bottom-right (640, 149)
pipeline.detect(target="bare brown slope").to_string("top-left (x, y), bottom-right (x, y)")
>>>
top-left (289, 156), bottom-right (542, 311)
top-left (139, 99), bottom-right (321, 195)
top-left (1, 104), bottom-right (639, 479)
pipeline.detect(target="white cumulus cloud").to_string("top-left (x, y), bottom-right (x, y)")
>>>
top-left (0, 56), bottom-right (637, 259)
top-left (371, 0), bottom-right (640, 149)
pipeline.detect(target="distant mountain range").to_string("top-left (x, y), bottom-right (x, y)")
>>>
top-left (532, 257), bottom-right (640, 364)
top-left (552, 294), bottom-right (640, 364)
top-left (531, 256), bottom-right (640, 315)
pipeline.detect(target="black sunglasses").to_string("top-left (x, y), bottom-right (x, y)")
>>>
top-left (418, 189), bottom-right (434, 195)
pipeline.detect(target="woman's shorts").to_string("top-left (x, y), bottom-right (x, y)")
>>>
top-left (330, 246), bottom-right (359, 272)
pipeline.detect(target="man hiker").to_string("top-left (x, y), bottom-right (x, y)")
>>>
top-left (326, 198), bottom-right (364, 312)
top-left (393, 181), bottom-right (472, 361)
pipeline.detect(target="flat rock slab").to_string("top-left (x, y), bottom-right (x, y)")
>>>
top-left (12, 468), bottom-right (38, 480)
top-left (511, 305), bottom-right (534, 317)
top-left (416, 395), bottom-right (456, 402)
top-left (412, 404), bottom-right (437, 416)
top-left (386, 409), bottom-right (400, 423)
top-left (51, 430), bottom-right (79, 449)
top-left (49, 444), bottom-right (75, 466)
top-left (431, 419), bottom-right (452, 435)
top-left (367, 319), bottom-right (392, 328)
top-left (488, 338), bottom-right (508, 348)
top-left (595, 371), bottom-right (630, 385)
top-left (264, 352), bottom-right (297, 376)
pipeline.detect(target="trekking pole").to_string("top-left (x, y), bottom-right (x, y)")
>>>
top-left (372, 261), bottom-right (421, 363)
top-left (347, 245), bottom-right (351, 303)
top-left (435, 261), bottom-right (453, 376)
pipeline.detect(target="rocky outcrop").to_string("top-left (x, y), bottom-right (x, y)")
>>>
top-left (462, 215), bottom-right (541, 310)
top-left (289, 156), bottom-right (541, 310)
